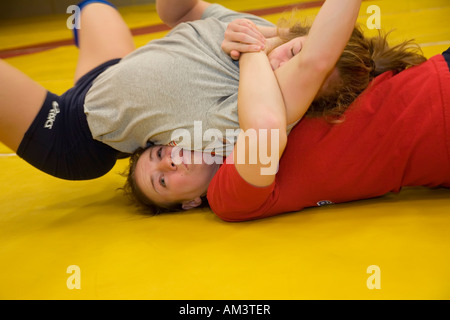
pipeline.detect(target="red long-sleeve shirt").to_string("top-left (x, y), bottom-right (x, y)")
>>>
top-left (207, 54), bottom-right (450, 222)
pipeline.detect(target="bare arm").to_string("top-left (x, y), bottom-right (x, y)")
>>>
top-left (156, 0), bottom-right (211, 28)
top-left (234, 52), bottom-right (287, 187)
top-left (276, 0), bottom-right (362, 125)
top-left (231, 0), bottom-right (362, 187)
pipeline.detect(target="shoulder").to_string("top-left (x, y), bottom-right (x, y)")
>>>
top-left (207, 155), bottom-right (276, 222)
top-left (202, 4), bottom-right (274, 27)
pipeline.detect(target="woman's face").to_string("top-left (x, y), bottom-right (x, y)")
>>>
top-left (268, 36), bottom-right (306, 70)
top-left (134, 146), bottom-right (220, 209)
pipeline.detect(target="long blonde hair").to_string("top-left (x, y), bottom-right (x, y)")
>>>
top-left (278, 19), bottom-right (427, 120)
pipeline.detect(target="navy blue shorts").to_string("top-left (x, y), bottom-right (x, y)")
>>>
top-left (17, 59), bottom-right (122, 180)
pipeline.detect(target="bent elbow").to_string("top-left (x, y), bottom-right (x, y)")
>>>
top-left (156, 6), bottom-right (182, 28)
top-left (157, 14), bottom-right (179, 28)
top-left (247, 112), bottom-right (286, 133)
top-left (250, 115), bottom-right (287, 151)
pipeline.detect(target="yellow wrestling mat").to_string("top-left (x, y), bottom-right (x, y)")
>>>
top-left (1, 0), bottom-right (449, 300)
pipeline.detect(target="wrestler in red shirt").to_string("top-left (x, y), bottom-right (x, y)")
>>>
top-left (207, 50), bottom-right (450, 222)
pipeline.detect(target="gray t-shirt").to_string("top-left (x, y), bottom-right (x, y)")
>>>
top-left (84, 4), bottom-right (274, 155)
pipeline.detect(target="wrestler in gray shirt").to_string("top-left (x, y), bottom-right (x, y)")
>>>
top-left (84, 4), bottom-right (274, 156)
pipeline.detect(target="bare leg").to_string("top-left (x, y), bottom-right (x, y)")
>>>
top-left (0, 60), bottom-right (47, 151)
top-left (74, 3), bottom-right (135, 83)
top-left (0, 3), bottom-right (134, 152)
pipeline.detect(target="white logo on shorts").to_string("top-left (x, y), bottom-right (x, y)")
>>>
top-left (44, 101), bottom-right (60, 130)
top-left (317, 200), bottom-right (334, 207)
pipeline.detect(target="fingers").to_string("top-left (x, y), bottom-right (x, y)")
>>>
top-left (222, 41), bottom-right (262, 58)
top-left (227, 19), bottom-right (266, 46)
top-left (222, 19), bottom-right (266, 60)
top-left (230, 50), bottom-right (241, 60)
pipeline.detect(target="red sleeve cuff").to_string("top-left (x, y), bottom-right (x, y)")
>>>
top-left (207, 154), bottom-right (276, 222)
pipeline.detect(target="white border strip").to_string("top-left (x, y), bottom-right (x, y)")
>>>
top-left (420, 40), bottom-right (450, 47)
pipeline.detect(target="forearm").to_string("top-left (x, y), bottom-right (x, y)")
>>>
top-left (276, 0), bottom-right (362, 124)
top-left (156, 0), bottom-right (210, 27)
top-left (238, 52), bottom-right (286, 132)
top-left (235, 52), bottom-right (287, 187)
top-left (301, 0), bottom-right (361, 70)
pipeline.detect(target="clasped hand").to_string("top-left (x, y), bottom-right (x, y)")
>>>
top-left (222, 19), bottom-right (282, 60)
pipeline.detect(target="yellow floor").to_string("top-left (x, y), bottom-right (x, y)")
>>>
top-left (1, 0), bottom-right (450, 300)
